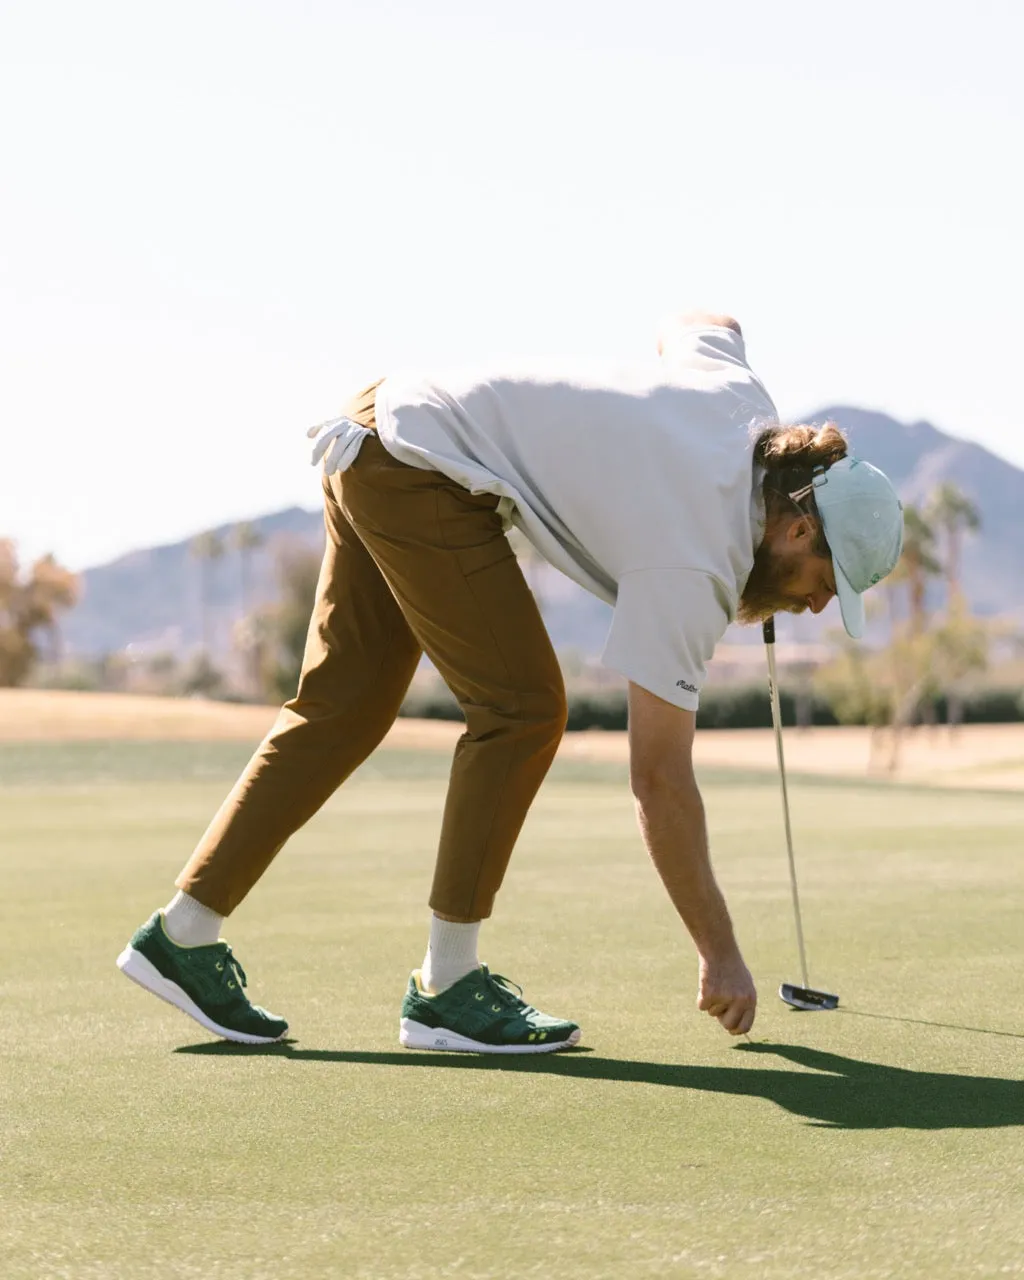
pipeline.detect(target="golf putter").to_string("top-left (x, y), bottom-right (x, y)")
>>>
top-left (763, 618), bottom-right (839, 1012)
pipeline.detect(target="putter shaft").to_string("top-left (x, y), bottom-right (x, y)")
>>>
top-left (763, 620), bottom-right (810, 989)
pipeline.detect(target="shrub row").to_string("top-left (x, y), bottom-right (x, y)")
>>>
top-left (400, 683), bottom-right (1024, 731)
top-left (561, 687), bottom-right (840, 731)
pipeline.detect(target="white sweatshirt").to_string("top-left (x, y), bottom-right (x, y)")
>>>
top-left (311, 324), bottom-right (777, 710)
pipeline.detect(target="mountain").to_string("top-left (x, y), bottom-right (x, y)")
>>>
top-left (58, 407), bottom-right (1024, 660)
top-left (60, 507), bottom-right (321, 660)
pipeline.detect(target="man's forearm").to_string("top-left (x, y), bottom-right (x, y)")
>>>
top-left (634, 778), bottom-right (740, 958)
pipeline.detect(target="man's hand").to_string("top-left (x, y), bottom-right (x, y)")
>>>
top-left (698, 952), bottom-right (757, 1036)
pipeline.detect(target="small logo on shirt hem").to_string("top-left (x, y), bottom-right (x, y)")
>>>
top-left (675, 680), bottom-right (699, 694)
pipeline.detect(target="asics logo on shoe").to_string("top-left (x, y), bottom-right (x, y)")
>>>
top-left (399, 965), bottom-right (581, 1055)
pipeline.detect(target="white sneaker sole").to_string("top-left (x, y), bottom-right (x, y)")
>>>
top-left (116, 946), bottom-right (286, 1046)
top-left (399, 1017), bottom-right (581, 1055)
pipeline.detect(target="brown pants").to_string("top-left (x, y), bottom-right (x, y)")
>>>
top-left (176, 383), bottom-right (567, 922)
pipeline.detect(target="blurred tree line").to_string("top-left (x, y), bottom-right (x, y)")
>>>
top-left (811, 481), bottom-right (1006, 768)
top-left (11, 481), bottom-right (1023, 748)
top-left (183, 522), bottom-right (314, 702)
top-left (67, 526), bottom-right (320, 704)
top-left (0, 541), bottom-right (78, 686)
top-left (402, 480), bottom-right (1022, 750)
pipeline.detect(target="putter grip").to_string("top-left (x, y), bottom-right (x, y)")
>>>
top-left (762, 617), bottom-right (775, 645)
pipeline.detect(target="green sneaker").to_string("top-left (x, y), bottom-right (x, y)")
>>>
top-left (400, 965), bottom-right (581, 1054)
top-left (117, 911), bottom-right (288, 1045)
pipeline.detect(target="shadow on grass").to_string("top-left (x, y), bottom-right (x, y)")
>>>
top-left (837, 1008), bottom-right (1024, 1040)
top-left (175, 1039), bottom-right (1024, 1130)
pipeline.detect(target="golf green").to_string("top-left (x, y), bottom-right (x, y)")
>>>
top-left (2, 741), bottom-right (1022, 1279)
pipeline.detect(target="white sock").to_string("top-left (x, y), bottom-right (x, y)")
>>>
top-left (420, 915), bottom-right (481, 994)
top-left (162, 890), bottom-right (224, 947)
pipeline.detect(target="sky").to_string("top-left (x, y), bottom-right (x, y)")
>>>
top-left (2, 0), bottom-right (1022, 571)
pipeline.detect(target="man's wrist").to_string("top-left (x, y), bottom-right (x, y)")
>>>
top-left (696, 931), bottom-right (742, 962)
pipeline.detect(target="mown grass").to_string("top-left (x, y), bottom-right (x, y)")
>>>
top-left (2, 741), bottom-right (1023, 1279)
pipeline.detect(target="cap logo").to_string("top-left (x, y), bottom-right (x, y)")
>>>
top-left (870, 573), bottom-right (881, 584)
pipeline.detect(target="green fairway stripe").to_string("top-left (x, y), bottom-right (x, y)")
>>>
top-left (3, 743), bottom-right (1023, 1278)
top-left (3, 738), bottom-right (1024, 800)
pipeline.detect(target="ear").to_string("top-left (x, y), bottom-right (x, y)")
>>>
top-left (785, 514), bottom-right (816, 546)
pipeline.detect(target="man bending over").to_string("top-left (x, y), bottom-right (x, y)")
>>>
top-left (117, 313), bottom-right (903, 1051)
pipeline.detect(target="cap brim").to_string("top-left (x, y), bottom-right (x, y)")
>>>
top-left (834, 559), bottom-right (866, 639)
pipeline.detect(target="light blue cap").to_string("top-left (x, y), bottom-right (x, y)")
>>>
top-left (802, 456), bottom-right (904, 639)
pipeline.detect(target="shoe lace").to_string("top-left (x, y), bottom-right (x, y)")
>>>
top-left (485, 971), bottom-right (537, 1018)
top-left (218, 947), bottom-right (247, 991)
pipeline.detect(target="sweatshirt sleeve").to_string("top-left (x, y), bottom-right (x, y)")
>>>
top-left (601, 568), bottom-right (731, 710)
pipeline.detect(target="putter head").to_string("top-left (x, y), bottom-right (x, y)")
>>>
top-left (779, 983), bottom-right (839, 1011)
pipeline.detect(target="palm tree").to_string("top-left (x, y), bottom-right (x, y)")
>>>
top-left (233, 522), bottom-right (264, 620)
top-left (890, 506), bottom-right (941, 638)
top-left (191, 530), bottom-right (225, 658)
top-left (233, 522), bottom-right (265, 696)
top-left (926, 482), bottom-right (981, 609)
top-left (882, 506), bottom-right (942, 729)
top-left (925, 483), bottom-right (982, 730)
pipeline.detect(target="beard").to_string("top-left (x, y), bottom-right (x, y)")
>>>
top-left (736, 541), bottom-right (808, 625)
